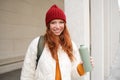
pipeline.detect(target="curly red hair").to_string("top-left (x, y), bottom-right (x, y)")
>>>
top-left (44, 24), bottom-right (74, 61)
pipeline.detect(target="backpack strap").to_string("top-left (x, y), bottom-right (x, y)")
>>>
top-left (36, 35), bottom-right (45, 69)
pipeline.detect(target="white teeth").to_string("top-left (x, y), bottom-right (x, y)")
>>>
top-left (54, 29), bottom-right (60, 32)
top-left (55, 31), bottom-right (60, 33)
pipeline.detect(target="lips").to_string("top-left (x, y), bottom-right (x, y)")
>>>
top-left (53, 28), bottom-right (61, 32)
top-left (52, 29), bottom-right (62, 35)
top-left (54, 30), bottom-right (61, 33)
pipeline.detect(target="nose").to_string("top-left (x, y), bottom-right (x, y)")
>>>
top-left (56, 22), bottom-right (60, 28)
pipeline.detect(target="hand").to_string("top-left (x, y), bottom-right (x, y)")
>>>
top-left (90, 57), bottom-right (94, 68)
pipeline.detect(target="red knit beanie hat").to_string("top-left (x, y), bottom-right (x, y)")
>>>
top-left (45, 4), bottom-right (66, 25)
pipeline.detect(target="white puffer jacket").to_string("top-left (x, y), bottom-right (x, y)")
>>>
top-left (21, 36), bottom-right (86, 80)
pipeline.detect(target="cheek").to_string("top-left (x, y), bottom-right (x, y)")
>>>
top-left (49, 25), bottom-right (54, 30)
top-left (61, 26), bottom-right (65, 31)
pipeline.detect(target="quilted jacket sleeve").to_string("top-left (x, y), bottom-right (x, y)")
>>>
top-left (20, 37), bottom-right (39, 80)
top-left (71, 41), bottom-right (87, 80)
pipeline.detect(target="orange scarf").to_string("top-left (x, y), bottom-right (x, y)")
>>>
top-left (55, 55), bottom-right (62, 80)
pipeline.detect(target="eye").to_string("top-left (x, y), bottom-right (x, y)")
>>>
top-left (50, 21), bottom-right (56, 24)
top-left (59, 21), bottom-right (64, 24)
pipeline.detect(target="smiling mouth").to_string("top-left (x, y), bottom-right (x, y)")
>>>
top-left (53, 29), bottom-right (61, 32)
top-left (55, 30), bottom-right (60, 32)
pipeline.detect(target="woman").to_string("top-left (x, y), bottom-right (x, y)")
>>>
top-left (21, 4), bottom-right (94, 80)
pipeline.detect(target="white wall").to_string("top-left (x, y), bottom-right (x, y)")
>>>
top-left (90, 0), bottom-right (120, 79)
top-left (104, 0), bottom-right (120, 79)
top-left (90, 0), bottom-right (104, 80)
top-left (110, 0), bottom-right (120, 63)
top-left (0, 0), bottom-right (64, 74)
top-left (64, 0), bottom-right (90, 47)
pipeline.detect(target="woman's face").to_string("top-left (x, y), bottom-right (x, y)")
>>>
top-left (49, 19), bottom-right (65, 36)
